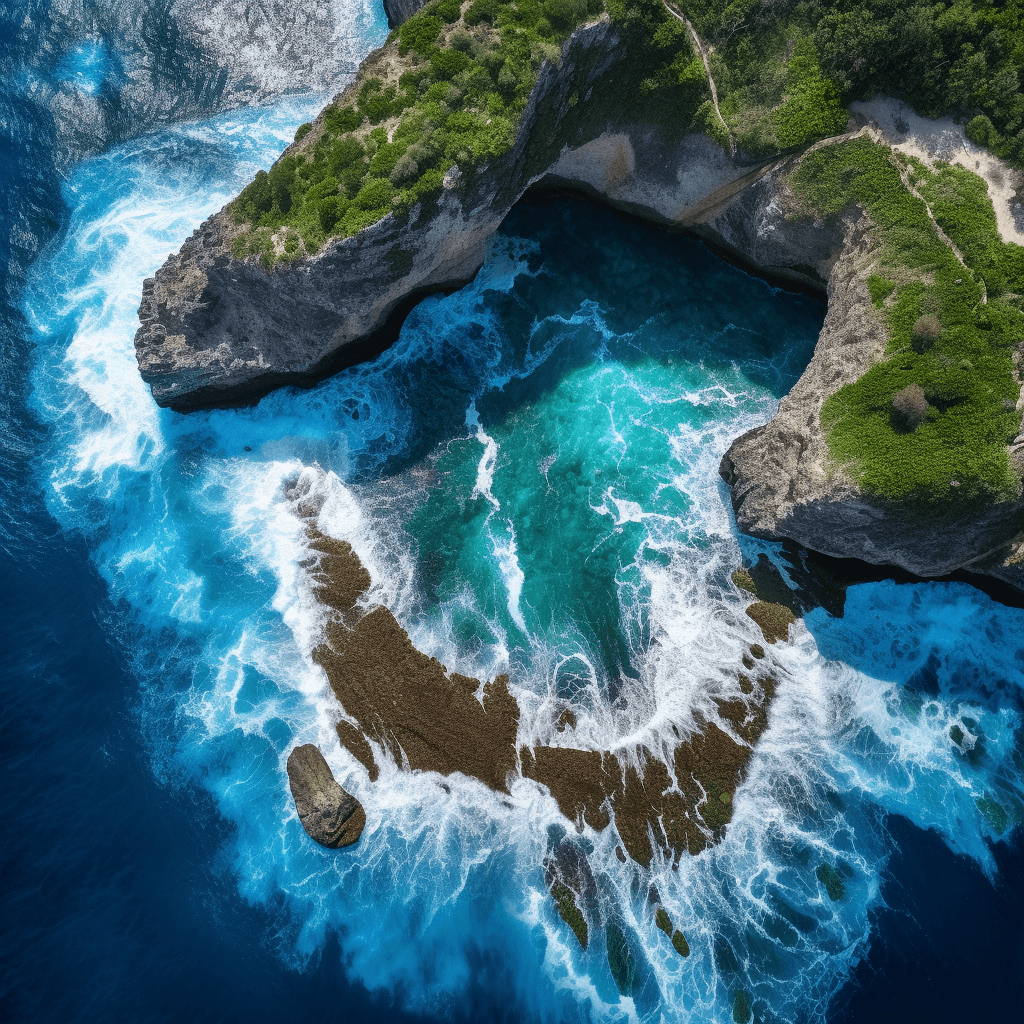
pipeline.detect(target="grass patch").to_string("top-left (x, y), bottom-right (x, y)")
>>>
top-left (868, 274), bottom-right (896, 307)
top-left (687, 0), bottom-right (1024, 168)
top-left (792, 138), bottom-right (1022, 502)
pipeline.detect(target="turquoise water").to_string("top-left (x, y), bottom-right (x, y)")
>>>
top-left (10, 15), bottom-right (1024, 1020)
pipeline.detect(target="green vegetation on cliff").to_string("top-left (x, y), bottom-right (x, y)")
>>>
top-left (228, 0), bottom-right (735, 265)
top-left (230, 0), bottom-right (1024, 269)
top-left (685, 0), bottom-right (1024, 164)
top-left (792, 138), bottom-right (1022, 501)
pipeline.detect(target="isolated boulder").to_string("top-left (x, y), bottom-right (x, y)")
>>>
top-left (286, 743), bottom-right (365, 848)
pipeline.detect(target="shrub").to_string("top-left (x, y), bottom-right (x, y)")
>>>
top-left (450, 31), bottom-right (482, 57)
top-left (891, 383), bottom-right (928, 430)
top-left (867, 274), bottom-right (896, 306)
top-left (433, 0), bottom-right (463, 23)
top-left (390, 151), bottom-right (420, 184)
top-left (431, 49), bottom-right (472, 81)
top-left (398, 13), bottom-right (442, 58)
top-left (465, 0), bottom-right (501, 26)
top-left (966, 114), bottom-right (995, 148)
top-left (294, 122), bottom-right (312, 143)
top-left (354, 177), bottom-right (396, 211)
top-left (324, 105), bottom-right (362, 134)
top-left (236, 170), bottom-right (272, 221)
top-left (911, 313), bottom-right (941, 352)
top-left (773, 39), bottom-right (847, 148)
top-left (543, 0), bottom-right (589, 31)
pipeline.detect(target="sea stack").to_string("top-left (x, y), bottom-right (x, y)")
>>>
top-left (286, 743), bottom-right (365, 848)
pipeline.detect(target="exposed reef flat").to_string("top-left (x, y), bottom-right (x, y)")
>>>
top-left (306, 525), bottom-right (520, 790)
top-left (297, 507), bottom-right (785, 870)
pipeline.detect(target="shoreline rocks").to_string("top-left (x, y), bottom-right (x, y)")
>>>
top-left (133, 20), bottom-right (835, 413)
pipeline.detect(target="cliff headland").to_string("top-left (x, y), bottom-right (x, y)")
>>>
top-left (138, 1), bottom-right (1024, 976)
top-left (134, 0), bottom-right (1024, 593)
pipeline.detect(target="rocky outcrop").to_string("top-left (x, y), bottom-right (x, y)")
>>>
top-left (286, 743), bottom-right (366, 847)
top-left (134, 19), bottom-right (832, 411)
top-left (718, 200), bottom-right (1024, 584)
top-left (133, 16), bottom-right (1024, 592)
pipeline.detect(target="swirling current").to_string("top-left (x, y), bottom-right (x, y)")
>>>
top-left (2, 3), bottom-right (1022, 1022)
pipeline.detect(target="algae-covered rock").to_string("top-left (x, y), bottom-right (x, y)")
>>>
top-left (815, 863), bottom-right (846, 902)
top-left (551, 882), bottom-right (589, 950)
top-left (655, 907), bottom-right (690, 957)
top-left (733, 990), bottom-right (753, 1024)
top-left (286, 743), bottom-right (365, 848)
top-left (544, 837), bottom-right (595, 951)
top-left (606, 922), bottom-right (638, 996)
top-left (745, 601), bottom-right (797, 644)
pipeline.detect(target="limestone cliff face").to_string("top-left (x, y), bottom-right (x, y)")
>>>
top-left (718, 201), bottom-right (1024, 585)
top-left (134, 19), bottom-right (834, 411)
top-left (699, 162), bottom-right (1021, 582)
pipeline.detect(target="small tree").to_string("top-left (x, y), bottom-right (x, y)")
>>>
top-left (911, 314), bottom-right (941, 353)
top-left (892, 383), bottom-right (929, 430)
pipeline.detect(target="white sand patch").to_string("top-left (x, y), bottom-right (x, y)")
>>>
top-left (851, 96), bottom-right (1024, 246)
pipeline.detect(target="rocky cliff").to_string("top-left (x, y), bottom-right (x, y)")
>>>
top-left (718, 201), bottom-right (1024, 587)
top-left (383, 0), bottom-right (428, 29)
top-left (133, 17), bottom-right (831, 411)
top-left (133, 14), bottom-right (1024, 593)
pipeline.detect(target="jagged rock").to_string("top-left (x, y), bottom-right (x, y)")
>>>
top-left (286, 743), bottom-right (365, 848)
top-left (719, 210), bottom-right (1024, 585)
top-left (131, 12), bottom-right (1024, 595)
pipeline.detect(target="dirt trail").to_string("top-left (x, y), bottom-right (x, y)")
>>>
top-left (664, 3), bottom-right (734, 156)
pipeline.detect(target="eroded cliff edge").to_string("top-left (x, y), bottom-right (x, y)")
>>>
top-left (133, 16), bottom-right (829, 411)
top-left (134, 12), bottom-right (1024, 593)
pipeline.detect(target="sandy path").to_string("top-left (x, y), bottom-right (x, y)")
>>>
top-left (663, 2), bottom-right (735, 156)
top-left (851, 96), bottom-right (1024, 246)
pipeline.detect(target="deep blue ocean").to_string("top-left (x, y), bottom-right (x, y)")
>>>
top-left (2, 3), bottom-right (1022, 1022)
